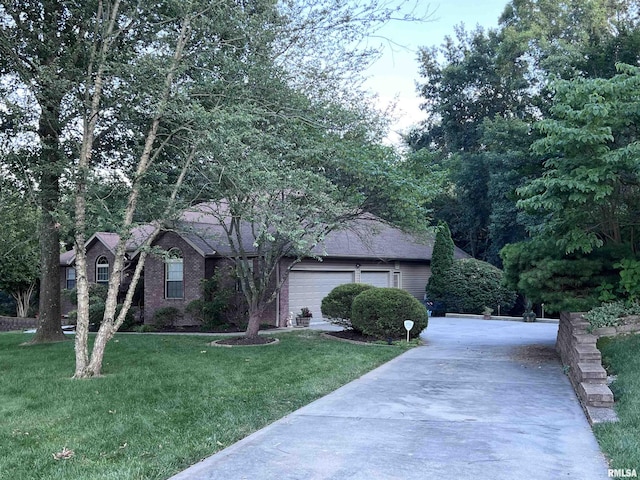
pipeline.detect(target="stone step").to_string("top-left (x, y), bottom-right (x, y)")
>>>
top-left (576, 362), bottom-right (607, 383)
top-left (574, 344), bottom-right (601, 362)
top-left (572, 332), bottom-right (598, 345)
top-left (579, 382), bottom-right (614, 408)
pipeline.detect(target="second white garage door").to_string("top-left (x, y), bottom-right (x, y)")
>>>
top-left (360, 271), bottom-right (390, 288)
top-left (288, 271), bottom-right (354, 321)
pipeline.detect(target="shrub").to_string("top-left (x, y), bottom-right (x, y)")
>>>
top-left (583, 301), bottom-right (640, 331)
top-left (66, 284), bottom-right (136, 331)
top-left (185, 266), bottom-right (247, 331)
top-left (64, 283), bottom-right (109, 306)
top-left (443, 258), bottom-right (516, 315)
top-left (321, 283), bottom-right (375, 330)
top-left (351, 288), bottom-right (428, 340)
top-left (153, 307), bottom-right (182, 329)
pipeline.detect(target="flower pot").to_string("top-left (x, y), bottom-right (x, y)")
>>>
top-left (295, 316), bottom-right (311, 327)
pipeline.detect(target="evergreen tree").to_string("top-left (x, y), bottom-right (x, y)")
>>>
top-left (426, 222), bottom-right (454, 307)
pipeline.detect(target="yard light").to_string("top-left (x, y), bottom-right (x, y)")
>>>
top-left (404, 320), bottom-right (414, 343)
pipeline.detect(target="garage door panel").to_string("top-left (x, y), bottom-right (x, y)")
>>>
top-left (360, 271), bottom-right (390, 288)
top-left (289, 271), bottom-right (354, 321)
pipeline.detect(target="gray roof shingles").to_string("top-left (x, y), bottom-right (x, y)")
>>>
top-left (60, 203), bottom-right (468, 264)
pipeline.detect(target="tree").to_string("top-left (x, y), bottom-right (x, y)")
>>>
top-left (0, 179), bottom-right (39, 317)
top-left (408, 0), bottom-right (640, 263)
top-left (186, 86), bottom-right (406, 339)
top-left (425, 221), bottom-right (454, 308)
top-left (70, 0), bottom-right (267, 377)
top-left (504, 64), bottom-right (640, 310)
top-left (0, 1), bottom-right (91, 341)
top-left (173, 1), bottom-right (434, 340)
top-left (409, 24), bottom-right (534, 260)
top-left (519, 64), bottom-right (640, 254)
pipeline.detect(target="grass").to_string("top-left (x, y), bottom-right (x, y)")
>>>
top-left (594, 334), bottom-right (640, 470)
top-left (0, 330), bottom-right (407, 480)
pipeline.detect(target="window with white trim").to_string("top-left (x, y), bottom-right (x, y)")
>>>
top-left (165, 249), bottom-right (184, 299)
top-left (96, 256), bottom-right (109, 284)
top-left (393, 271), bottom-right (401, 289)
top-left (66, 267), bottom-right (76, 290)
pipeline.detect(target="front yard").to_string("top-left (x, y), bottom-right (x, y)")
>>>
top-left (0, 331), bottom-right (405, 480)
top-left (595, 333), bottom-right (640, 471)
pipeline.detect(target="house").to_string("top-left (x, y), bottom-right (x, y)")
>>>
top-left (59, 204), bottom-right (468, 326)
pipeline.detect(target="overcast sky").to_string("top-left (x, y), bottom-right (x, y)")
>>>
top-left (364, 0), bottom-right (511, 144)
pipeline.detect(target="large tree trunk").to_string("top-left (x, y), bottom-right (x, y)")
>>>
top-left (31, 100), bottom-right (66, 343)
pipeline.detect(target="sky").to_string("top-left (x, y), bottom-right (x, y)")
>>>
top-left (364, 0), bottom-right (511, 144)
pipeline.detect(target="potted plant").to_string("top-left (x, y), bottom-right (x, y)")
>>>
top-left (523, 300), bottom-right (536, 322)
top-left (482, 306), bottom-right (493, 320)
top-left (296, 307), bottom-right (313, 327)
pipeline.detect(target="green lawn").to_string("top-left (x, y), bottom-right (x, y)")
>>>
top-left (0, 331), bottom-right (406, 480)
top-left (595, 333), bottom-right (640, 470)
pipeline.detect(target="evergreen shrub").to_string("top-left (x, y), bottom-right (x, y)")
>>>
top-left (351, 288), bottom-right (428, 339)
top-left (321, 283), bottom-right (375, 331)
top-left (444, 258), bottom-right (516, 314)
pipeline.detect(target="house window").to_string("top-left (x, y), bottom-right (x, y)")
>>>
top-left (393, 272), bottom-right (401, 289)
top-left (165, 249), bottom-right (184, 299)
top-left (66, 267), bottom-right (76, 290)
top-left (96, 256), bottom-right (109, 284)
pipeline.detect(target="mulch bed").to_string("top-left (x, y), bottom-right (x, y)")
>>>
top-left (213, 336), bottom-right (278, 346)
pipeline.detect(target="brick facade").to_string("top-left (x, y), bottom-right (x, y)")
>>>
top-left (143, 231), bottom-right (205, 326)
top-left (60, 240), bottom-right (116, 316)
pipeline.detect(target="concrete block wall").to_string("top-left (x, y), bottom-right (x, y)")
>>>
top-left (556, 312), bottom-right (613, 420)
top-left (0, 315), bottom-right (37, 332)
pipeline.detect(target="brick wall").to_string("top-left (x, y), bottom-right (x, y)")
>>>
top-left (60, 241), bottom-right (116, 316)
top-left (556, 312), bottom-right (614, 422)
top-left (144, 232), bottom-right (205, 326)
top-left (0, 315), bottom-right (37, 332)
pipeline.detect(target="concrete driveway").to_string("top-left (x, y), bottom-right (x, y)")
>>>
top-left (169, 317), bottom-right (610, 480)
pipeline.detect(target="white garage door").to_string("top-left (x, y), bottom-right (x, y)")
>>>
top-left (360, 271), bottom-right (390, 288)
top-left (288, 271), bottom-right (354, 321)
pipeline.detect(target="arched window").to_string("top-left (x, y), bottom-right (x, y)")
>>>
top-left (96, 256), bottom-right (109, 284)
top-left (165, 249), bottom-right (184, 299)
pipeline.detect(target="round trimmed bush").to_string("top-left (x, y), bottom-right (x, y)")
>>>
top-left (444, 258), bottom-right (516, 315)
top-left (351, 288), bottom-right (428, 340)
top-left (321, 283), bottom-right (375, 331)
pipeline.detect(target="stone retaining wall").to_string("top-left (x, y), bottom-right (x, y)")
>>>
top-left (556, 312), bottom-right (640, 424)
top-left (0, 315), bottom-right (37, 332)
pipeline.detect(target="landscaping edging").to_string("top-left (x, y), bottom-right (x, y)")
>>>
top-left (445, 313), bottom-right (559, 324)
top-left (556, 312), bottom-right (634, 425)
top-left (208, 338), bottom-right (280, 348)
top-left (0, 315), bottom-right (37, 332)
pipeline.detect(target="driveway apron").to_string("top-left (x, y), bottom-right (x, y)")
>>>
top-left (170, 317), bottom-right (611, 480)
